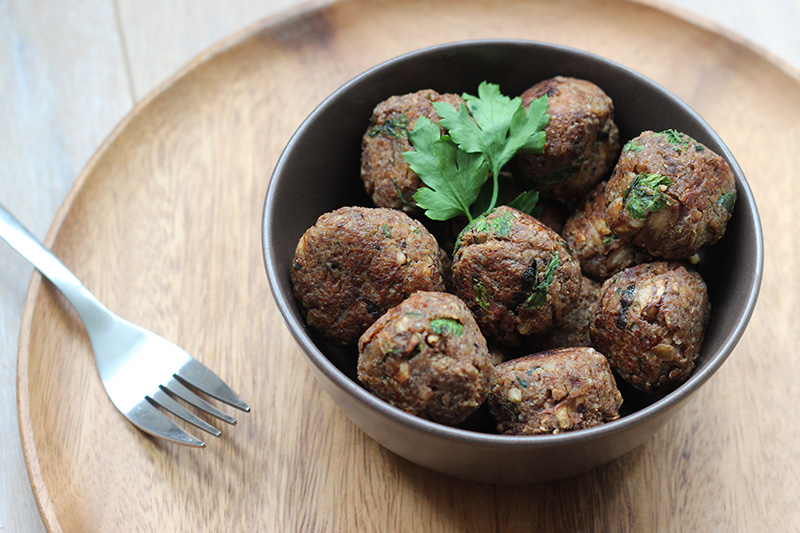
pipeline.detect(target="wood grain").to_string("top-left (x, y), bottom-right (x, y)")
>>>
top-left (13, 0), bottom-right (800, 531)
top-left (0, 1), bottom-right (131, 530)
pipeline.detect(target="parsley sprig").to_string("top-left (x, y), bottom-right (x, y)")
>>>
top-left (404, 82), bottom-right (549, 222)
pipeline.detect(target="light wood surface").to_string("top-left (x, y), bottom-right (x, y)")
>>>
top-left (2, 0), bottom-right (799, 531)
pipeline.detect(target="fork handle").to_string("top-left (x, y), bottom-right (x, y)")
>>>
top-left (0, 203), bottom-right (111, 326)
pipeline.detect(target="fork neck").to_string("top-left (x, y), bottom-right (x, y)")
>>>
top-left (0, 203), bottom-right (114, 329)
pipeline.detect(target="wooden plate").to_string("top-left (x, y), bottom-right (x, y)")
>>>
top-left (18, 0), bottom-right (800, 530)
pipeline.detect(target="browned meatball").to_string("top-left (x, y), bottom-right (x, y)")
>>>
top-left (361, 89), bottom-right (465, 212)
top-left (357, 291), bottom-right (494, 426)
top-left (451, 206), bottom-right (581, 347)
top-left (604, 130), bottom-right (736, 259)
top-left (590, 261), bottom-right (710, 393)
top-left (562, 181), bottom-right (651, 281)
top-left (511, 76), bottom-right (620, 201)
top-left (291, 207), bottom-right (446, 346)
top-left (488, 347), bottom-right (623, 435)
top-left (534, 275), bottom-right (600, 350)
top-left (424, 181), bottom-right (567, 255)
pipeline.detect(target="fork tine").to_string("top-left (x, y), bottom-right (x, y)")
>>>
top-left (127, 400), bottom-right (205, 447)
top-left (175, 359), bottom-right (251, 412)
top-left (150, 389), bottom-right (222, 437)
top-left (163, 378), bottom-right (237, 425)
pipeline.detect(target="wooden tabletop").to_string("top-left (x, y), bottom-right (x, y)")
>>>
top-left (2, 1), bottom-right (799, 531)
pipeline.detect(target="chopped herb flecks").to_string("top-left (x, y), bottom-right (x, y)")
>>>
top-left (718, 191), bottom-right (735, 214)
top-left (430, 318), bottom-right (463, 337)
top-left (521, 252), bottom-right (560, 309)
top-left (623, 139), bottom-right (644, 152)
top-left (661, 129), bottom-right (689, 149)
top-left (473, 210), bottom-right (515, 237)
top-left (472, 276), bottom-right (492, 309)
top-left (369, 114), bottom-right (410, 139)
top-left (623, 173), bottom-right (673, 220)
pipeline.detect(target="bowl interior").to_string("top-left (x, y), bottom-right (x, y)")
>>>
top-left (263, 40), bottom-right (762, 438)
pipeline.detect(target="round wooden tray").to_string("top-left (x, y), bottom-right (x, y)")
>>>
top-left (18, 0), bottom-right (799, 530)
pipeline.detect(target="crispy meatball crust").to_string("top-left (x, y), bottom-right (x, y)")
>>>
top-left (590, 261), bottom-right (710, 393)
top-left (488, 347), bottom-right (623, 435)
top-left (357, 291), bottom-right (494, 426)
top-left (361, 89), bottom-right (465, 212)
top-left (562, 181), bottom-right (652, 281)
top-left (451, 206), bottom-right (581, 347)
top-left (291, 207), bottom-right (446, 346)
top-left (512, 76), bottom-right (620, 201)
top-left (604, 130), bottom-right (736, 259)
top-left (534, 276), bottom-right (600, 350)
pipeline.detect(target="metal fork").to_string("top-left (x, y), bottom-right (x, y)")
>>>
top-left (0, 204), bottom-right (250, 447)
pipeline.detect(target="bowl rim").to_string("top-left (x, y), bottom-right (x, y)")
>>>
top-left (263, 38), bottom-right (764, 448)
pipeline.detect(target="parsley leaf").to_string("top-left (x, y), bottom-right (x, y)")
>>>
top-left (507, 190), bottom-right (541, 218)
top-left (417, 81), bottom-right (548, 216)
top-left (405, 116), bottom-right (489, 221)
top-left (623, 173), bottom-right (673, 220)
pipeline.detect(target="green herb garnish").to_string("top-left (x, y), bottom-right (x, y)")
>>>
top-left (507, 190), bottom-right (541, 218)
top-left (718, 191), bottom-right (735, 214)
top-left (406, 82), bottom-right (549, 222)
top-left (472, 276), bottom-right (492, 309)
top-left (521, 252), bottom-right (560, 309)
top-left (474, 210), bottom-right (515, 237)
top-left (453, 207), bottom-right (524, 254)
top-left (623, 173), bottom-right (673, 220)
top-left (369, 114), bottom-right (409, 139)
top-left (662, 129), bottom-right (689, 149)
top-left (623, 139), bottom-right (643, 152)
top-left (430, 318), bottom-right (463, 337)
top-left (404, 117), bottom-right (488, 221)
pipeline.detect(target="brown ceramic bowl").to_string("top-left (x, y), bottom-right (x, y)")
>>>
top-left (262, 40), bottom-right (763, 483)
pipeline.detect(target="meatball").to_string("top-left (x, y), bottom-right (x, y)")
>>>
top-left (534, 275), bottom-right (600, 350)
top-left (291, 207), bottom-right (446, 346)
top-left (604, 130), bottom-right (736, 259)
top-left (488, 347), bottom-right (623, 435)
top-left (361, 89), bottom-right (465, 212)
top-left (590, 261), bottom-right (710, 393)
top-left (451, 206), bottom-right (581, 347)
top-left (511, 76), bottom-right (620, 201)
top-left (425, 180), bottom-right (567, 254)
top-left (562, 181), bottom-right (652, 281)
top-left (357, 291), bottom-right (494, 426)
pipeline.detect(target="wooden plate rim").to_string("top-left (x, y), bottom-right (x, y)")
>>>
top-left (14, 0), bottom-right (798, 530)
